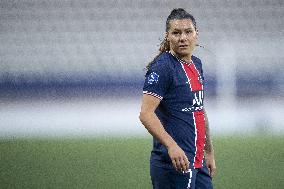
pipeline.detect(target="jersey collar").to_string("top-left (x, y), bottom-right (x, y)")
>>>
top-left (168, 51), bottom-right (193, 65)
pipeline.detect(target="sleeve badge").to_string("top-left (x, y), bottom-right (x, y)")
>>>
top-left (147, 72), bottom-right (159, 84)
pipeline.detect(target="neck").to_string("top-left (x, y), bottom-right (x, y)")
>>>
top-left (170, 50), bottom-right (192, 63)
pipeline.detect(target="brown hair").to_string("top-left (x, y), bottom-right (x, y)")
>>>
top-left (146, 8), bottom-right (197, 70)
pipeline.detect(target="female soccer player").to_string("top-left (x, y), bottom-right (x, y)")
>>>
top-left (139, 8), bottom-right (216, 189)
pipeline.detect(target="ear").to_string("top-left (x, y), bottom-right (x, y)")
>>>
top-left (196, 29), bottom-right (199, 36)
top-left (164, 32), bottom-right (169, 41)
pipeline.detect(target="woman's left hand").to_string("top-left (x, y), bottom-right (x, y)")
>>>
top-left (206, 152), bottom-right (216, 177)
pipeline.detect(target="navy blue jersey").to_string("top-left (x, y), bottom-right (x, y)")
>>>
top-left (143, 51), bottom-right (206, 169)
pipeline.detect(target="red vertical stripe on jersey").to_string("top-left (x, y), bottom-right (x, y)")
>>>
top-left (193, 111), bottom-right (206, 168)
top-left (182, 62), bottom-right (205, 168)
top-left (182, 63), bottom-right (203, 91)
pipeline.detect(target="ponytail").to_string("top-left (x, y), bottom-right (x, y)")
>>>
top-left (146, 38), bottom-right (170, 70)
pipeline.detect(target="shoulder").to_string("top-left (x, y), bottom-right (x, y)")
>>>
top-left (145, 52), bottom-right (175, 81)
top-left (192, 55), bottom-right (204, 70)
top-left (192, 55), bottom-right (202, 66)
top-left (150, 52), bottom-right (175, 71)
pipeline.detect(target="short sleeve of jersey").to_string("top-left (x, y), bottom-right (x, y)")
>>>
top-left (143, 61), bottom-right (172, 100)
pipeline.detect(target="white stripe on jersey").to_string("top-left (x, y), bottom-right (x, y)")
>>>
top-left (143, 91), bottom-right (163, 100)
top-left (187, 169), bottom-right (193, 189)
top-left (180, 63), bottom-right (193, 92)
top-left (192, 112), bottom-right (198, 168)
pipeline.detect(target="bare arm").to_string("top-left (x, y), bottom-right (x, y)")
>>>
top-left (204, 109), bottom-right (216, 177)
top-left (139, 94), bottom-right (189, 172)
top-left (204, 109), bottom-right (214, 153)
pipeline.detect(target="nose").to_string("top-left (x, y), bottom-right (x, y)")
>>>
top-left (179, 32), bottom-right (187, 41)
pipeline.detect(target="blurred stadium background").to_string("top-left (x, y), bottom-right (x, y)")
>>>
top-left (0, 0), bottom-right (283, 188)
top-left (1, 0), bottom-right (284, 137)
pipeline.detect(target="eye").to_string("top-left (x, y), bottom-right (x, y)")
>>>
top-left (172, 31), bottom-right (180, 35)
top-left (186, 30), bottom-right (193, 34)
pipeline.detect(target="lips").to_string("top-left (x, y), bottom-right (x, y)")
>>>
top-left (179, 44), bottom-right (188, 48)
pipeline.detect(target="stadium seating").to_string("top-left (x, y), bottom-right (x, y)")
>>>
top-left (0, 0), bottom-right (283, 97)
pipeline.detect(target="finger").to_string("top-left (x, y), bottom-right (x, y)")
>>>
top-left (179, 158), bottom-right (187, 172)
top-left (184, 157), bottom-right (190, 171)
top-left (182, 156), bottom-right (190, 172)
top-left (172, 159), bottom-right (178, 170)
top-left (175, 158), bottom-right (182, 171)
top-left (210, 167), bottom-right (216, 177)
top-left (208, 167), bottom-right (211, 177)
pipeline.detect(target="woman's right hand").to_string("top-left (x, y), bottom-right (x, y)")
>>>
top-left (167, 144), bottom-right (190, 172)
top-left (140, 94), bottom-right (190, 172)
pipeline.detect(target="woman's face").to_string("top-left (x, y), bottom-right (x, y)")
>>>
top-left (167, 19), bottom-right (198, 60)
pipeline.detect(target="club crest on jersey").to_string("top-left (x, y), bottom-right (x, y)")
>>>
top-left (148, 72), bottom-right (159, 84)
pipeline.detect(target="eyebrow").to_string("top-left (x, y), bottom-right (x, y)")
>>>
top-left (172, 28), bottom-right (194, 31)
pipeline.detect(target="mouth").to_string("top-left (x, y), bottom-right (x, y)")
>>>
top-left (179, 44), bottom-right (189, 49)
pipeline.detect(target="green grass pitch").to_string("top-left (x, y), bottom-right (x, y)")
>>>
top-left (0, 136), bottom-right (283, 189)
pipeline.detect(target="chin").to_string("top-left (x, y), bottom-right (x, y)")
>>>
top-left (177, 50), bottom-right (191, 57)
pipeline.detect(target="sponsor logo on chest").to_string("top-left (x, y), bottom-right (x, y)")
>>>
top-left (182, 91), bottom-right (204, 112)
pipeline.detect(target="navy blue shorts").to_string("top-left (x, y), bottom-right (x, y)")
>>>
top-left (150, 164), bottom-right (213, 189)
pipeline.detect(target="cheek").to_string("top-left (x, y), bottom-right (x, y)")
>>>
top-left (188, 36), bottom-right (198, 45)
top-left (169, 38), bottom-right (179, 47)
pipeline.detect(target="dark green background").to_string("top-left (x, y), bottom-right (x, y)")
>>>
top-left (1, 136), bottom-right (283, 189)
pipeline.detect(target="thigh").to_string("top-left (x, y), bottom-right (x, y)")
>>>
top-left (150, 164), bottom-right (171, 189)
top-left (150, 164), bottom-right (197, 189)
top-left (195, 166), bottom-right (213, 189)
